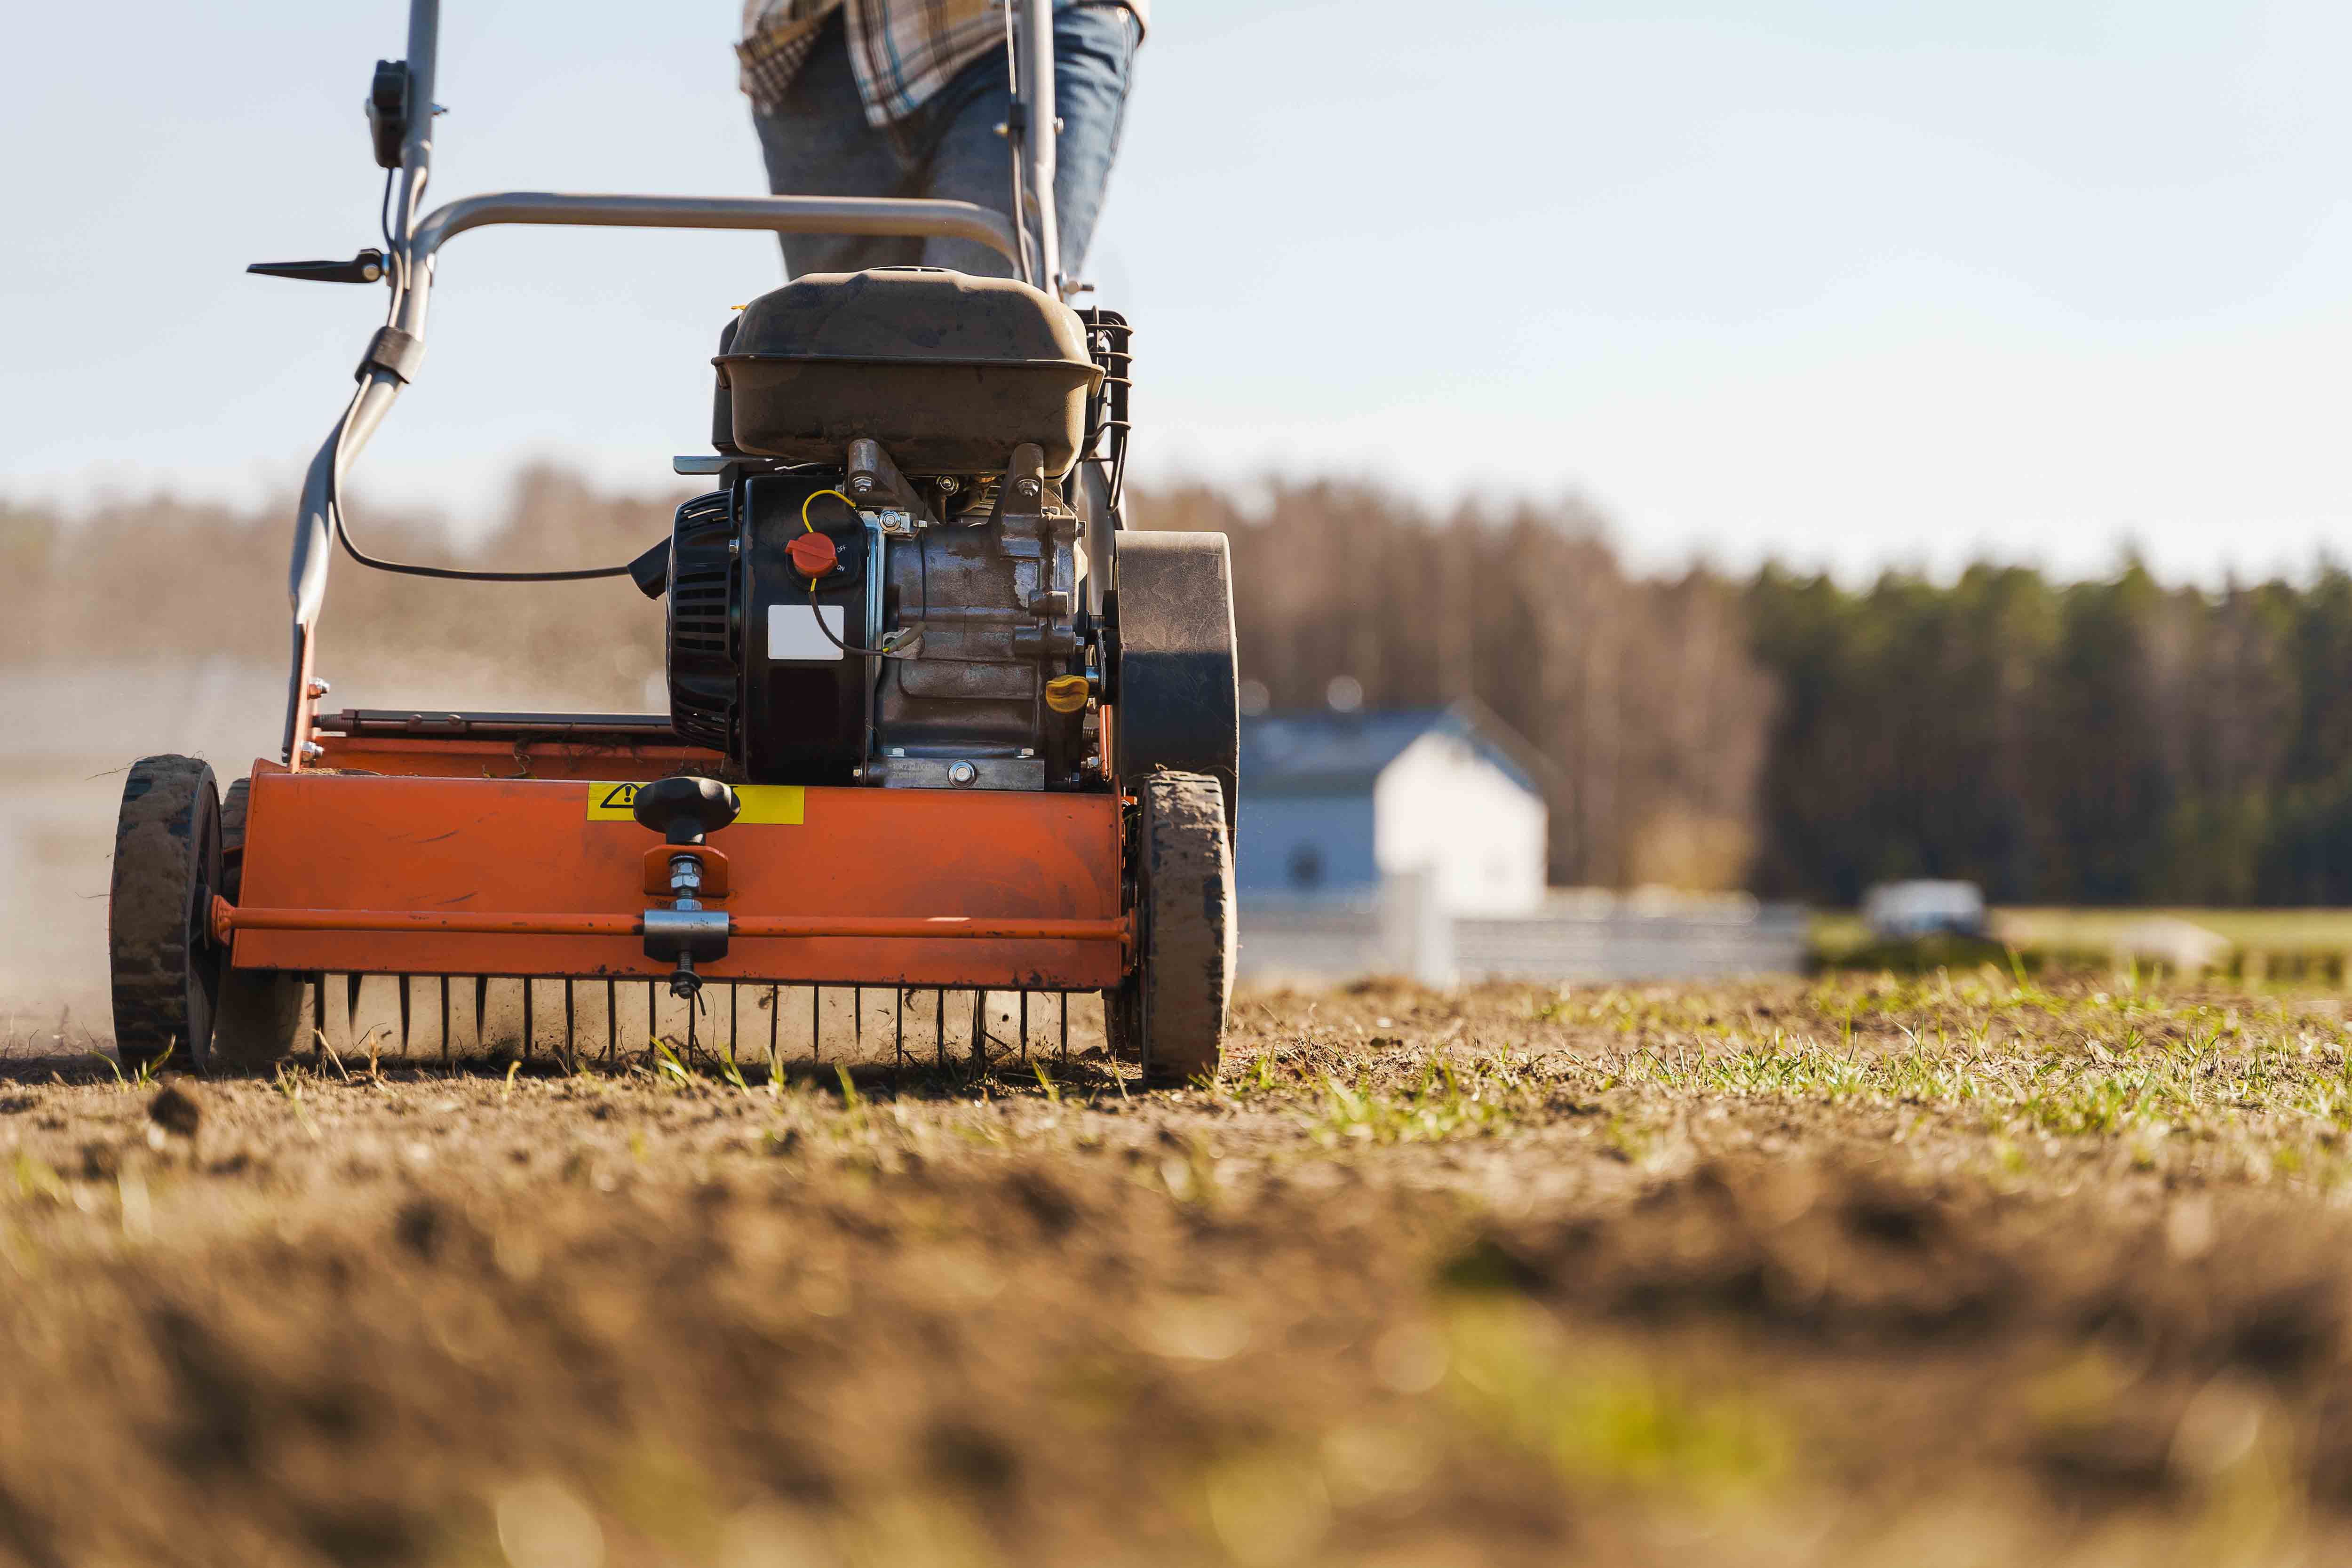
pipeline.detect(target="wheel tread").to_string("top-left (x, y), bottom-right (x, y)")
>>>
top-left (1136, 771), bottom-right (1233, 1084)
top-left (109, 755), bottom-right (221, 1072)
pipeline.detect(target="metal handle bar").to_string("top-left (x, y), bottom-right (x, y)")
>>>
top-left (406, 191), bottom-right (1019, 268)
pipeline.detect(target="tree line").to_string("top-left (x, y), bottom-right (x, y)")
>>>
top-left (1144, 483), bottom-right (2352, 906)
top-left (13, 470), bottom-right (2352, 904)
top-left (1742, 560), bottom-right (2352, 906)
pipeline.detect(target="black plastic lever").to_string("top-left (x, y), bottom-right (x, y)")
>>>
top-left (628, 538), bottom-right (671, 601)
top-left (247, 250), bottom-right (387, 285)
top-left (632, 776), bottom-right (742, 845)
top-left (369, 60), bottom-right (412, 170)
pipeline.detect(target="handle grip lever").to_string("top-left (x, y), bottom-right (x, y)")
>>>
top-left (248, 250), bottom-right (387, 284)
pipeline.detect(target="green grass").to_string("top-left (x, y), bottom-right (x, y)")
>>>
top-left (1310, 1058), bottom-right (1524, 1146)
top-left (1204, 968), bottom-right (2352, 1194)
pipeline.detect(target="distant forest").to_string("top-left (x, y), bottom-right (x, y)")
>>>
top-left (1153, 483), bottom-right (2352, 906)
top-left (12, 470), bottom-right (2352, 905)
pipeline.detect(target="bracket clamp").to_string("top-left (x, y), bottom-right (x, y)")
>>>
top-left (358, 326), bottom-right (425, 384)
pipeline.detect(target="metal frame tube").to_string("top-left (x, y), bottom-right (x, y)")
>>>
top-left (218, 902), bottom-right (1128, 945)
top-left (397, 0), bottom-right (439, 277)
top-left (408, 191), bottom-right (1018, 265)
top-left (1021, 0), bottom-right (1061, 296)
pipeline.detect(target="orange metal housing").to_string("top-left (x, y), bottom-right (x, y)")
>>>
top-left (232, 763), bottom-right (1129, 989)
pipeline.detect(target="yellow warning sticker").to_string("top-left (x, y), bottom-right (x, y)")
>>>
top-left (586, 782), bottom-right (805, 825)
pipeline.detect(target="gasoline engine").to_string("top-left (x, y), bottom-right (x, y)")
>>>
top-left (634, 267), bottom-right (1131, 795)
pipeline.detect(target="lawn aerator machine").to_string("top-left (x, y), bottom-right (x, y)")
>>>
top-left (107, 0), bottom-right (1237, 1082)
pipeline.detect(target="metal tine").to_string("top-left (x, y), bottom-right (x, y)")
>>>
top-left (935, 989), bottom-right (946, 1069)
top-left (1019, 989), bottom-right (1029, 1065)
top-left (854, 985), bottom-right (863, 1061)
top-left (969, 990), bottom-right (986, 1076)
top-left (474, 976), bottom-right (489, 1062)
top-left (605, 979), bottom-right (618, 1067)
top-left (728, 983), bottom-right (739, 1067)
top-left (440, 975), bottom-right (453, 1067)
top-left (316, 972), bottom-right (347, 1063)
top-left (397, 977), bottom-right (412, 1056)
top-left (563, 979), bottom-right (577, 1072)
top-left (811, 986), bottom-right (822, 1067)
top-left (1059, 991), bottom-right (1068, 1065)
top-left (768, 984), bottom-right (780, 1077)
top-left (646, 984), bottom-right (656, 1062)
top-left (894, 987), bottom-right (905, 1079)
top-left (521, 979), bottom-right (534, 1067)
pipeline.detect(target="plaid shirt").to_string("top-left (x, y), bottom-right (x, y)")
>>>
top-left (738, 0), bottom-right (1146, 126)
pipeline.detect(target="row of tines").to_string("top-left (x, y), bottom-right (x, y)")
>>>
top-left (296, 972), bottom-right (1112, 1074)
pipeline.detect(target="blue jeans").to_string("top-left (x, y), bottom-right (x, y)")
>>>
top-left (752, 4), bottom-right (1140, 281)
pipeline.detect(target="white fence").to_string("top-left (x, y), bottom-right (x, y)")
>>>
top-left (1238, 876), bottom-right (1809, 987)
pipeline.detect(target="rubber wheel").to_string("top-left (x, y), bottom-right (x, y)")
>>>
top-left (210, 775), bottom-right (309, 1075)
top-left (1124, 772), bottom-right (1234, 1085)
top-left (218, 776), bottom-right (250, 902)
top-left (110, 756), bottom-right (224, 1075)
top-left (212, 967), bottom-right (311, 1076)
top-left (1103, 974), bottom-right (1141, 1064)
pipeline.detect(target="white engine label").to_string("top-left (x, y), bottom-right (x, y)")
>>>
top-left (766, 603), bottom-right (847, 662)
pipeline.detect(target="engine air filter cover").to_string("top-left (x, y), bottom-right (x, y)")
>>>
top-left (664, 490), bottom-right (739, 754)
top-left (716, 267), bottom-right (1102, 474)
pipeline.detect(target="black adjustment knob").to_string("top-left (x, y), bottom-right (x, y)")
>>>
top-left (632, 775), bottom-right (742, 844)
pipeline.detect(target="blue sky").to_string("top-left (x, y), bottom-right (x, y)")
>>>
top-left (3, 0), bottom-right (2347, 581)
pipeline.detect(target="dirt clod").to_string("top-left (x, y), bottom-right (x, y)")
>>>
top-left (146, 1080), bottom-right (201, 1137)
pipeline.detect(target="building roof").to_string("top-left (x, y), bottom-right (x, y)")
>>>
top-left (1240, 701), bottom-right (1547, 798)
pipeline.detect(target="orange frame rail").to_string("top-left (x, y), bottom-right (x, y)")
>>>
top-left (233, 764), bottom-right (1130, 989)
top-left (218, 905), bottom-right (1128, 944)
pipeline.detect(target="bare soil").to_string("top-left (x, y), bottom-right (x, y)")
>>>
top-left (9, 972), bottom-right (2352, 1566)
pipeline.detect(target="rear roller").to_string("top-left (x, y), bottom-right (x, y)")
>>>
top-left (1111, 771), bottom-right (1234, 1085)
top-left (211, 776), bottom-right (311, 1073)
top-left (1112, 532), bottom-right (1240, 842)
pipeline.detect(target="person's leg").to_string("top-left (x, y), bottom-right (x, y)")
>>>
top-left (910, 4), bottom-right (1141, 282)
top-left (749, 15), bottom-right (923, 277)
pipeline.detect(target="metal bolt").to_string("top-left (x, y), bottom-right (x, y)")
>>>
top-left (850, 474), bottom-right (875, 493)
top-left (299, 741), bottom-right (325, 760)
top-left (1015, 478), bottom-right (1041, 499)
top-left (947, 761), bottom-right (978, 787)
top-left (728, 536), bottom-right (740, 557)
top-left (938, 477), bottom-right (960, 493)
top-left (306, 677), bottom-right (333, 698)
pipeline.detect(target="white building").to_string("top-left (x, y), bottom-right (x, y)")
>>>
top-left (1238, 704), bottom-right (1548, 916)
